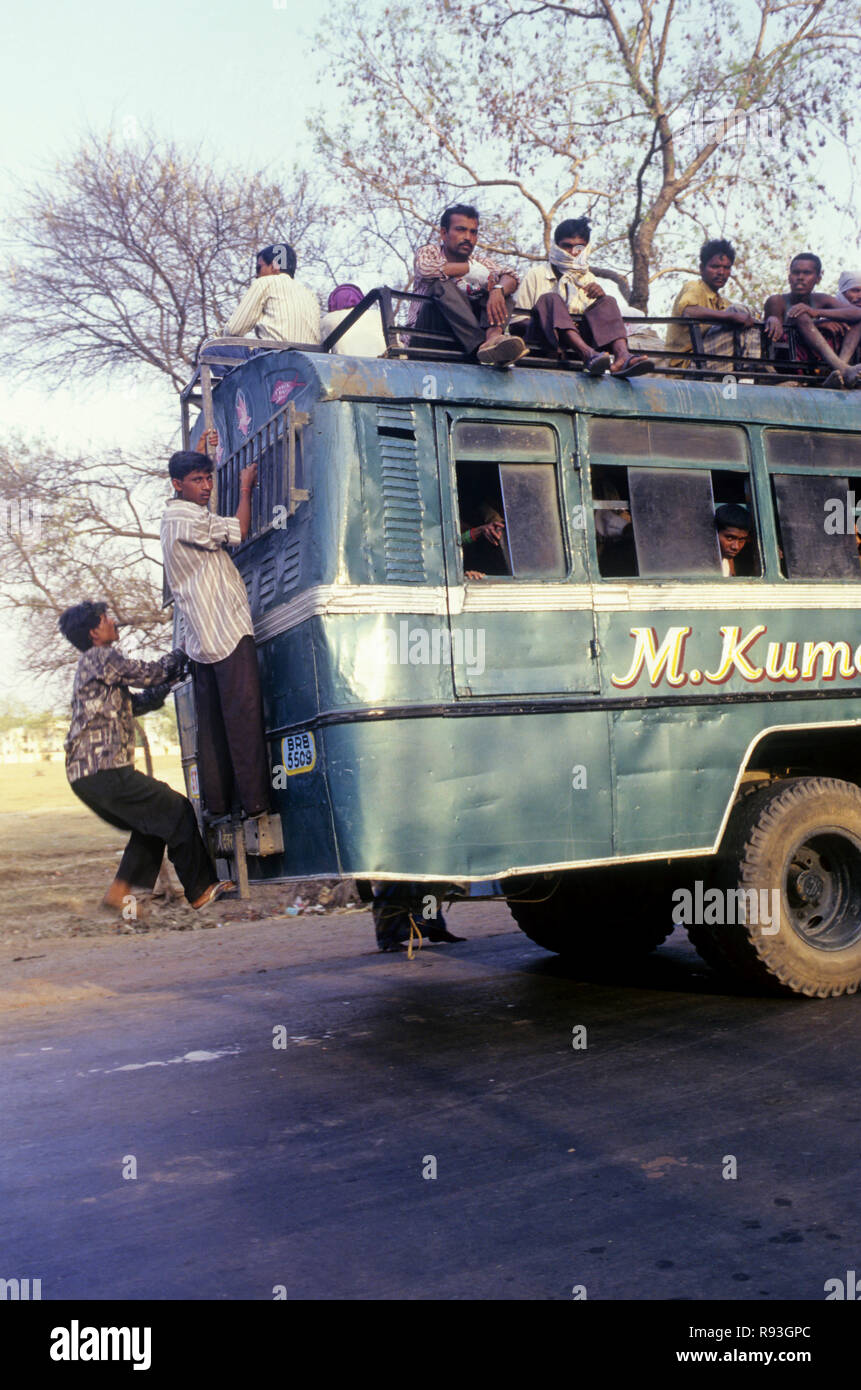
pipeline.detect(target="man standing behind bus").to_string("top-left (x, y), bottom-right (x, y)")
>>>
top-left (161, 450), bottom-right (272, 825)
top-left (409, 205), bottom-right (528, 366)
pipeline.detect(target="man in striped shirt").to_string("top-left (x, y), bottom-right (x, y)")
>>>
top-left (223, 243), bottom-right (322, 346)
top-left (161, 450), bottom-right (272, 822)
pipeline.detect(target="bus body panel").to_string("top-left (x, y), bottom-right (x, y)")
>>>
top-left (175, 348), bottom-right (861, 885)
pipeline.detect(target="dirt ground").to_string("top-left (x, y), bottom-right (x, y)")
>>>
top-left (0, 757), bottom-right (361, 948)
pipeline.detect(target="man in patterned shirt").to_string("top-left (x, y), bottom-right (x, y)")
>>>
top-left (410, 205), bottom-right (528, 366)
top-left (60, 600), bottom-right (230, 912)
top-left (161, 449), bottom-right (272, 825)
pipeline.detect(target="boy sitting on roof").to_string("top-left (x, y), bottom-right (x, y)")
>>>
top-left (763, 253), bottom-right (861, 388)
top-left (514, 218), bottom-right (651, 377)
top-left (665, 239), bottom-right (762, 372)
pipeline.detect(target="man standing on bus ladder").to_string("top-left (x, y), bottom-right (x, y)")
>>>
top-left (161, 448), bottom-right (273, 826)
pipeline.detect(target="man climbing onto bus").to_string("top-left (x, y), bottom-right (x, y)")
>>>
top-left (665, 239), bottom-right (762, 372)
top-left (409, 205), bottom-right (529, 366)
top-left (763, 253), bottom-right (861, 387)
top-left (161, 449), bottom-right (273, 828)
top-left (513, 218), bottom-right (652, 377)
top-left (59, 601), bottom-right (231, 913)
top-left (223, 242), bottom-right (321, 346)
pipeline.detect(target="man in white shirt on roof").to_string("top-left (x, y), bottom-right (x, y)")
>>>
top-left (161, 449), bottom-right (272, 824)
top-left (223, 242), bottom-right (322, 346)
top-left (513, 217), bottom-right (651, 377)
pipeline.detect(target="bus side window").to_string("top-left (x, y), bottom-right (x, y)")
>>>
top-left (628, 467), bottom-right (721, 578)
top-left (592, 464), bottom-right (762, 580)
top-left (592, 465), bottom-right (637, 577)
top-left (453, 421), bottom-right (566, 580)
top-left (771, 474), bottom-right (861, 580)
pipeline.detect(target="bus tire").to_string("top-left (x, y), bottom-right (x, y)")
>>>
top-left (687, 777), bottom-right (861, 998)
top-left (505, 867), bottom-right (675, 962)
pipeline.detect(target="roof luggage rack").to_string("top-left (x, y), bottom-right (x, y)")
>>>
top-left (322, 287), bottom-right (847, 389)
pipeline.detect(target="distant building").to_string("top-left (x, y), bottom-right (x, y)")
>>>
top-left (0, 721), bottom-right (67, 764)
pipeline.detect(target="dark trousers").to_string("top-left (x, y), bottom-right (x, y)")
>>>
top-left (191, 634), bottom-right (271, 818)
top-left (71, 766), bottom-right (216, 902)
top-left (522, 291), bottom-right (627, 354)
top-left (413, 279), bottom-right (510, 355)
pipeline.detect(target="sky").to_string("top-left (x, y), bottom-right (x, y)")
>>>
top-left (0, 0), bottom-right (325, 704)
top-left (0, 0), bottom-right (858, 706)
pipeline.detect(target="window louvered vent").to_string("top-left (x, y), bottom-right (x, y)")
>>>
top-left (279, 540), bottom-right (301, 595)
top-left (255, 553), bottom-right (278, 608)
top-left (376, 405), bottom-right (425, 582)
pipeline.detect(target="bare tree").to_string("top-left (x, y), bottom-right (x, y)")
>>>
top-left (0, 128), bottom-right (338, 391)
top-left (0, 434), bottom-right (169, 696)
top-left (311, 0), bottom-right (861, 307)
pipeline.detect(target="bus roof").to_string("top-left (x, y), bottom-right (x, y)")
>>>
top-left (222, 348), bottom-right (861, 429)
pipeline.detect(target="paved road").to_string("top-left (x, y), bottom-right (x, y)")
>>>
top-left (1, 903), bottom-right (859, 1301)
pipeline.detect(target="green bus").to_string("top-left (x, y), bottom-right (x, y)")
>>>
top-left (174, 311), bottom-right (861, 997)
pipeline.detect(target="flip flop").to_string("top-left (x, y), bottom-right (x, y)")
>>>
top-left (584, 352), bottom-right (612, 376)
top-left (611, 355), bottom-right (653, 378)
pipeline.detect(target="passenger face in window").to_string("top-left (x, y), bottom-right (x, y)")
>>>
top-left (718, 525), bottom-right (750, 563)
top-left (714, 502), bottom-right (752, 576)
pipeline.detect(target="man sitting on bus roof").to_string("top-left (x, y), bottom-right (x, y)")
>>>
top-left (409, 205), bottom-right (529, 367)
top-left (665, 239), bottom-right (762, 372)
top-left (513, 218), bottom-right (652, 377)
top-left (161, 449), bottom-right (273, 829)
top-left (320, 284), bottom-right (386, 356)
top-left (222, 242), bottom-right (321, 346)
top-left (763, 256), bottom-right (861, 388)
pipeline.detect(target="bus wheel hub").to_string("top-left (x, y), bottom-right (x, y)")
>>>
top-left (794, 869), bottom-right (824, 903)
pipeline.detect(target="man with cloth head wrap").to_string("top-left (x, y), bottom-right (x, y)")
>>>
top-left (513, 218), bottom-right (652, 377)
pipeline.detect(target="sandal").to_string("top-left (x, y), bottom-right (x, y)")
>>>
top-left (192, 880), bottom-right (236, 910)
top-left (611, 355), bottom-right (653, 378)
top-left (584, 351), bottom-right (612, 376)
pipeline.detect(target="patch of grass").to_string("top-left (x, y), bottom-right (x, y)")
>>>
top-left (0, 755), bottom-right (184, 815)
